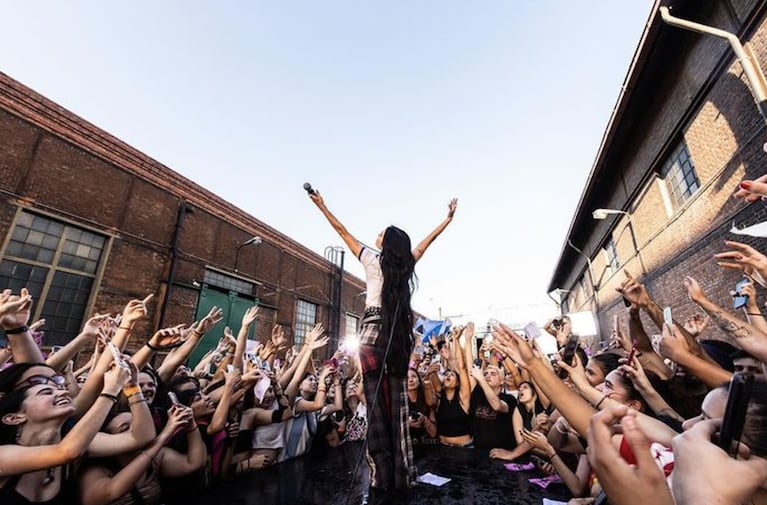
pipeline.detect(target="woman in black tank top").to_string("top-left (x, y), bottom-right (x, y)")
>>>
top-left (0, 366), bottom-right (133, 504)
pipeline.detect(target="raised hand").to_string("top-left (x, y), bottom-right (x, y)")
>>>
top-left (658, 322), bottom-right (689, 361)
top-left (733, 175), bottom-right (767, 202)
top-left (242, 306), bottom-right (260, 327)
top-left (0, 288), bottom-right (33, 329)
top-left (103, 363), bottom-right (133, 394)
top-left (557, 354), bottom-right (589, 391)
top-left (447, 198), bottom-right (458, 218)
top-left (29, 318), bottom-right (46, 333)
top-left (683, 313), bottom-right (710, 337)
top-left (672, 418), bottom-right (767, 505)
top-left (163, 404), bottom-right (195, 438)
top-left (196, 307), bottom-right (224, 335)
top-left (309, 190), bottom-right (325, 207)
top-left (616, 271), bottom-right (651, 309)
top-left (587, 406), bottom-right (673, 505)
top-left (715, 241), bottom-right (767, 286)
top-left (521, 428), bottom-right (554, 455)
top-left (683, 276), bottom-right (706, 304)
top-left (148, 324), bottom-right (186, 350)
top-left (271, 324), bottom-right (288, 350)
top-left (121, 294), bottom-right (153, 325)
top-left (306, 323), bottom-right (325, 344)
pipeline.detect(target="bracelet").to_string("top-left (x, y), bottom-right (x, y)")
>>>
top-left (594, 395), bottom-right (609, 410)
top-left (747, 312), bottom-right (764, 316)
top-left (193, 330), bottom-right (205, 338)
top-left (4, 325), bottom-right (29, 335)
top-left (123, 385), bottom-right (141, 397)
top-left (100, 393), bottom-right (119, 403)
top-left (118, 326), bottom-right (132, 331)
top-left (129, 397), bottom-right (148, 406)
top-left (547, 453), bottom-right (558, 462)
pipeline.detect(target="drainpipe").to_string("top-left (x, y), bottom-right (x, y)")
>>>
top-left (660, 6), bottom-right (767, 126)
top-left (158, 201), bottom-right (190, 329)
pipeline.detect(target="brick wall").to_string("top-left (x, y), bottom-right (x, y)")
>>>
top-left (560, 2), bottom-right (767, 343)
top-left (0, 85), bottom-right (366, 352)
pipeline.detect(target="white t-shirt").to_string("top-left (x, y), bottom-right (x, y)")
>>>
top-left (359, 247), bottom-right (384, 308)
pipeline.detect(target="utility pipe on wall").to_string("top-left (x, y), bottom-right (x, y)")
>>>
top-left (660, 6), bottom-right (767, 128)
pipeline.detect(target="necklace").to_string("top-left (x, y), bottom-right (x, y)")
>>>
top-left (41, 467), bottom-right (55, 485)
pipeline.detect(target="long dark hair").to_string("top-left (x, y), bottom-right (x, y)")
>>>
top-left (379, 226), bottom-right (416, 376)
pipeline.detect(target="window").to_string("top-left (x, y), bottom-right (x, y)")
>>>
top-left (345, 313), bottom-right (359, 339)
top-left (294, 299), bottom-right (318, 346)
top-left (203, 269), bottom-right (255, 296)
top-left (0, 211), bottom-right (106, 345)
top-left (604, 238), bottom-right (620, 273)
top-left (661, 140), bottom-right (700, 210)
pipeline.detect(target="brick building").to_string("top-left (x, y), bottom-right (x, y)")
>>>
top-left (0, 71), bottom-right (366, 360)
top-left (548, 0), bottom-right (767, 344)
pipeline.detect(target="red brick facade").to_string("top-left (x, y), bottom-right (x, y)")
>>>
top-left (549, 0), bottom-right (767, 343)
top-left (0, 72), bottom-right (366, 353)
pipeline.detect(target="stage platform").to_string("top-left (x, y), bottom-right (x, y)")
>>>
top-left (192, 443), bottom-right (573, 504)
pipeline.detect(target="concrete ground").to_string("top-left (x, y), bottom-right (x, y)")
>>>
top-left (192, 443), bottom-right (573, 505)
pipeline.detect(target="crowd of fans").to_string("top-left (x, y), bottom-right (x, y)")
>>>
top-left (3, 177), bottom-right (767, 505)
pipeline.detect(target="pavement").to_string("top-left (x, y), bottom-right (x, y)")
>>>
top-left (191, 443), bottom-right (573, 505)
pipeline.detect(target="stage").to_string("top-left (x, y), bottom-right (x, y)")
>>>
top-left (192, 443), bottom-right (572, 504)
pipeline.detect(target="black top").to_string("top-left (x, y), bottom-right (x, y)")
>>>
top-left (516, 398), bottom-right (548, 431)
top-left (0, 466), bottom-right (73, 505)
top-left (436, 390), bottom-right (471, 438)
top-left (470, 387), bottom-right (517, 449)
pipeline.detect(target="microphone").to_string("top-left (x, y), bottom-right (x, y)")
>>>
top-left (303, 182), bottom-right (317, 195)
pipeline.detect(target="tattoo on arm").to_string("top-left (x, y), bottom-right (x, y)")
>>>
top-left (709, 310), bottom-right (753, 339)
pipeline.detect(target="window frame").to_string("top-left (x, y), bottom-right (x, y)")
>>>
top-left (0, 207), bottom-right (113, 345)
top-left (293, 299), bottom-right (318, 347)
top-left (659, 139), bottom-right (700, 213)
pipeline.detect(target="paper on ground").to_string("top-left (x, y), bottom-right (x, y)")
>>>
top-left (417, 472), bottom-right (451, 486)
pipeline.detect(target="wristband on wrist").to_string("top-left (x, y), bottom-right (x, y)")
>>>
top-left (118, 326), bottom-right (132, 331)
top-left (747, 312), bottom-right (763, 316)
top-left (123, 385), bottom-right (141, 397)
top-left (594, 395), bottom-right (609, 410)
top-left (100, 392), bottom-right (119, 403)
top-left (4, 325), bottom-right (29, 335)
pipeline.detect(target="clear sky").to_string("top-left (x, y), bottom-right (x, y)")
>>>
top-left (1, 1), bottom-right (653, 326)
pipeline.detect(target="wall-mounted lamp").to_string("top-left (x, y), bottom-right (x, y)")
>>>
top-left (591, 208), bottom-right (645, 274)
top-left (234, 236), bottom-right (262, 272)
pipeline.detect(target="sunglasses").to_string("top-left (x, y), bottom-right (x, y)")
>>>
top-left (16, 374), bottom-right (67, 390)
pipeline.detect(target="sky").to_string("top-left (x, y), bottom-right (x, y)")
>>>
top-left (1, 1), bottom-right (654, 327)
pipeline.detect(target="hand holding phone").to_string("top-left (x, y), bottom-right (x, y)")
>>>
top-left (718, 372), bottom-right (754, 457)
top-left (663, 306), bottom-right (673, 328)
top-left (168, 391), bottom-right (181, 406)
top-left (558, 335), bottom-right (579, 379)
top-left (107, 342), bottom-right (129, 369)
top-left (733, 279), bottom-right (750, 310)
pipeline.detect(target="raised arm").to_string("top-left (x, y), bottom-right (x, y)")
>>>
top-left (618, 271), bottom-right (708, 360)
top-left (685, 276), bottom-right (767, 364)
top-left (233, 306), bottom-right (259, 372)
top-left (0, 365), bottom-right (131, 476)
top-left (308, 191), bottom-right (362, 259)
top-left (0, 288), bottom-right (42, 363)
top-left (157, 307), bottom-right (223, 384)
top-left (412, 198), bottom-right (457, 262)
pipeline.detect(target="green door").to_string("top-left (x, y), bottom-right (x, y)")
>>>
top-left (188, 286), bottom-right (256, 367)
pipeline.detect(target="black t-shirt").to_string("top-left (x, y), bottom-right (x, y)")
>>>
top-left (470, 387), bottom-right (517, 449)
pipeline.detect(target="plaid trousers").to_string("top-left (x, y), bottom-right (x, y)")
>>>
top-left (359, 316), bottom-right (416, 490)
